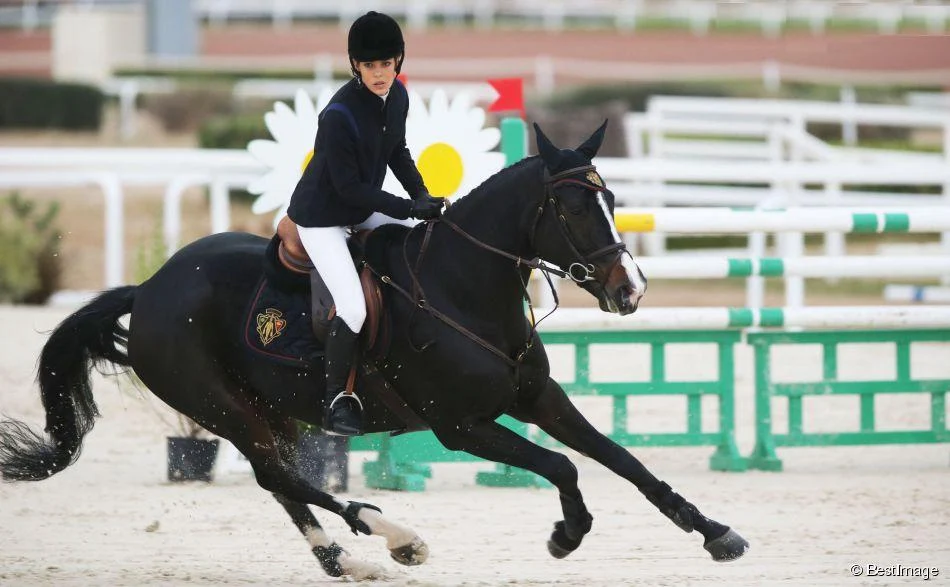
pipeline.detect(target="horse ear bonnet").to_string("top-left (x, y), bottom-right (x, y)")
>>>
top-left (577, 119), bottom-right (608, 160)
top-left (348, 11), bottom-right (405, 62)
top-left (534, 122), bottom-right (600, 174)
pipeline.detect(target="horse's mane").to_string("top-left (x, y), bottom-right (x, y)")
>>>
top-left (444, 155), bottom-right (541, 220)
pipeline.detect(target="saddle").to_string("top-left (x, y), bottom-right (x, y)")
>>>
top-left (275, 216), bottom-right (386, 354)
top-left (271, 216), bottom-right (426, 433)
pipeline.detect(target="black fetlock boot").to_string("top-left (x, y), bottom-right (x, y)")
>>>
top-left (322, 316), bottom-right (363, 436)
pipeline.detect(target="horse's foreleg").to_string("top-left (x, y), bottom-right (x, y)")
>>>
top-left (431, 419), bottom-right (593, 558)
top-left (509, 378), bottom-right (749, 562)
top-left (272, 493), bottom-right (386, 579)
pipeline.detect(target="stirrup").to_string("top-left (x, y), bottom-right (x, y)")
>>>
top-left (328, 391), bottom-right (364, 411)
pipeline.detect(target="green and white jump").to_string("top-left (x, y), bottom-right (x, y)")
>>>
top-left (614, 207), bottom-right (950, 234)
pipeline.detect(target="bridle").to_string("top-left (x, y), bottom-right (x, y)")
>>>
top-left (435, 164), bottom-right (628, 287)
top-left (526, 164), bottom-right (628, 285)
top-left (365, 163), bottom-right (629, 374)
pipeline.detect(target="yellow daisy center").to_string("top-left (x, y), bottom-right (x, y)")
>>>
top-left (301, 149), bottom-right (314, 174)
top-left (417, 142), bottom-right (463, 198)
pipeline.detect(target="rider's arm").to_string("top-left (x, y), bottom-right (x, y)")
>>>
top-left (387, 94), bottom-right (427, 199)
top-left (323, 111), bottom-right (413, 219)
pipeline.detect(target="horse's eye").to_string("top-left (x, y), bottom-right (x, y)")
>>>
top-left (562, 197), bottom-right (587, 215)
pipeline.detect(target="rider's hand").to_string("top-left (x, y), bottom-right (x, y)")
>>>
top-left (409, 194), bottom-right (444, 220)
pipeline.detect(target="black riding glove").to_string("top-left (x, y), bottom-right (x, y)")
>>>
top-left (409, 194), bottom-right (444, 220)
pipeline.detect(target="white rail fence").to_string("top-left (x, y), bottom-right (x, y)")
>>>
top-left (4, 96), bottom-right (950, 305)
top-left (4, 148), bottom-right (950, 302)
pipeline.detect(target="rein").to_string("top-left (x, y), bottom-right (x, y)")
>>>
top-left (367, 163), bottom-right (628, 371)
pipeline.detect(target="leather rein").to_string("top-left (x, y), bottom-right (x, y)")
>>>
top-left (365, 163), bottom-right (628, 371)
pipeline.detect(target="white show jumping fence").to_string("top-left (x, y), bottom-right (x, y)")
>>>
top-left (538, 306), bottom-right (950, 331)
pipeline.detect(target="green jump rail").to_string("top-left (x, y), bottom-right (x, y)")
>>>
top-left (746, 329), bottom-right (950, 471)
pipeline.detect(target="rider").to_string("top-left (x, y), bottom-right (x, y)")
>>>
top-left (286, 11), bottom-right (444, 436)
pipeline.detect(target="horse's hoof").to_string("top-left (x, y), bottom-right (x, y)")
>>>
top-left (313, 542), bottom-right (346, 577)
top-left (390, 536), bottom-right (429, 566)
top-left (704, 528), bottom-right (749, 562)
top-left (546, 520), bottom-right (582, 559)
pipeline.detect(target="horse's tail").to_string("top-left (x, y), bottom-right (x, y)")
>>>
top-left (0, 285), bottom-right (136, 481)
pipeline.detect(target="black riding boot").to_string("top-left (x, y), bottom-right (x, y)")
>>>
top-left (322, 316), bottom-right (363, 436)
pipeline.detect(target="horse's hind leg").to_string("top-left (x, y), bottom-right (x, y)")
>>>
top-left (268, 418), bottom-right (428, 568)
top-left (272, 494), bottom-right (386, 579)
top-left (430, 419), bottom-right (595, 559)
top-left (510, 378), bottom-right (748, 562)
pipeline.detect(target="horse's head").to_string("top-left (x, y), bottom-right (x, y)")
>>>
top-left (529, 122), bottom-right (647, 315)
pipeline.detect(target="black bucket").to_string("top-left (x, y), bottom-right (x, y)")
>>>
top-left (167, 437), bottom-right (220, 482)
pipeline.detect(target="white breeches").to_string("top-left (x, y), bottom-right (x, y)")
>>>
top-left (297, 212), bottom-right (417, 333)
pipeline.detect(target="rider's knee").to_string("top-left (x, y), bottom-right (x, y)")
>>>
top-left (336, 304), bottom-right (366, 333)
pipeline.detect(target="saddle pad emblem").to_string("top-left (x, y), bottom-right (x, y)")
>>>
top-left (256, 308), bottom-right (287, 346)
top-left (586, 170), bottom-right (604, 188)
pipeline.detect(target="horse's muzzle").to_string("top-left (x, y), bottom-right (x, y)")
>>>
top-left (602, 255), bottom-right (647, 315)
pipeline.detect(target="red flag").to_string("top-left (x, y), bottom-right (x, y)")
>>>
top-left (487, 78), bottom-right (524, 118)
top-left (397, 73), bottom-right (409, 87)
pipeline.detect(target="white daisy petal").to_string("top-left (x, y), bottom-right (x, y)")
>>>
top-left (429, 89), bottom-right (449, 123)
top-left (294, 89), bottom-right (318, 130)
top-left (449, 92), bottom-right (473, 120)
top-left (473, 127), bottom-right (502, 153)
top-left (266, 102), bottom-right (300, 146)
top-left (407, 89), bottom-right (427, 121)
top-left (466, 107), bottom-right (487, 135)
top-left (316, 88), bottom-right (335, 111)
top-left (247, 139), bottom-right (285, 167)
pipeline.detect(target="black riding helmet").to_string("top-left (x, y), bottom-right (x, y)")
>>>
top-left (348, 11), bottom-right (405, 75)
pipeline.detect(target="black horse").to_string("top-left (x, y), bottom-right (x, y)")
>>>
top-left (0, 123), bottom-right (747, 579)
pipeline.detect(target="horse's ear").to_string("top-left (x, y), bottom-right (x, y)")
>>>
top-left (533, 123), bottom-right (562, 169)
top-left (577, 119), bottom-right (608, 159)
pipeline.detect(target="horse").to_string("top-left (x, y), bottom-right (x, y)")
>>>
top-left (0, 122), bottom-right (748, 579)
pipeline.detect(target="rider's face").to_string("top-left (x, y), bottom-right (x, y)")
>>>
top-left (354, 58), bottom-right (398, 97)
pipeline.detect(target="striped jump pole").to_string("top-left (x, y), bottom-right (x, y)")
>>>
top-left (635, 256), bottom-right (950, 279)
top-left (614, 207), bottom-right (950, 234)
top-left (537, 306), bottom-right (950, 330)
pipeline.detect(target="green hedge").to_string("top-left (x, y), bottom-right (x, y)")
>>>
top-left (198, 113), bottom-right (272, 150)
top-left (0, 78), bottom-right (103, 130)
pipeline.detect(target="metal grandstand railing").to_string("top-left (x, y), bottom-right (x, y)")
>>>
top-left (2, 0), bottom-right (949, 33)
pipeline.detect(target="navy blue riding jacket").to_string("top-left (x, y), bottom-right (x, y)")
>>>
top-left (287, 78), bottom-right (426, 227)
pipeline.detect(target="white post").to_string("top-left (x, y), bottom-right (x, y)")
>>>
top-left (762, 60), bottom-right (781, 94)
top-left (943, 121), bottom-right (950, 286)
top-left (313, 53), bottom-right (334, 84)
top-left (210, 179), bottom-right (231, 234)
top-left (840, 85), bottom-right (858, 146)
top-left (643, 109), bottom-right (666, 256)
top-left (534, 56), bottom-right (555, 96)
top-left (823, 182), bottom-right (845, 285)
top-left (746, 231), bottom-right (766, 308)
top-left (784, 114), bottom-right (806, 308)
top-left (163, 178), bottom-right (188, 258)
top-left (97, 174), bottom-right (125, 287)
top-left (118, 80), bottom-right (138, 141)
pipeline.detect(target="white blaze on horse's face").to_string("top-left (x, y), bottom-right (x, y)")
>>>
top-left (595, 192), bottom-right (647, 312)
